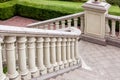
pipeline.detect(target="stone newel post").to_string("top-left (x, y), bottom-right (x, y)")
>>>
top-left (82, 0), bottom-right (110, 45)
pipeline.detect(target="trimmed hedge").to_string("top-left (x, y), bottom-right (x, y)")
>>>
top-left (0, 1), bottom-right (16, 20)
top-left (0, 0), bottom-right (11, 3)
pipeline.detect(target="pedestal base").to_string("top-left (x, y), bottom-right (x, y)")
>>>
top-left (81, 34), bottom-right (106, 46)
top-left (31, 70), bottom-right (39, 78)
top-left (21, 72), bottom-right (31, 80)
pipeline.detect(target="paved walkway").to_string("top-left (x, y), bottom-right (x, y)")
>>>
top-left (0, 16), bottom-right (38, 27)
top-left (79, 40), bottom-right (120, 80)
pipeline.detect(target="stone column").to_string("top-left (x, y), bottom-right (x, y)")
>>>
top-left (56, 38), bottom-right (64, 69)
top-left (5, 36), bottom-right (21, 80)
top-left (67, 19), bottom-right (72, 28)
top-left (105, 19), bottom-right (110, 36)
top-left (74, 18), bottom-right (78, 28)
top-left (44, 37), bottom-right (53, 73)
top-left (27, 37), bottom-right (39, 78)
top-left (71, 38), bottom-right (76, 65)
top-left (36, 37), bottom-right (47, 75)
top-left (80, 16), bottom-right (84, 33)
top-left (55, 22), bottom-right (59, 29)
top-left (74, 38), bottom-right (81, 65)
top-left (61, 21), bottom-right (65, 28)
top-left (66, 38), bottom-right (72, 66)
top-left (50, 37), bottom-right (59, 71)
top-left (82, 1), bottom-right (111, 45)
top-left (17, 37), bottom-right (31, 80)
top-left (0, 38), bottom-right (8, 80)
top-left (50, 23), bottom-right (54, 30)
top-left (61, 38), bottom-right (68, 68)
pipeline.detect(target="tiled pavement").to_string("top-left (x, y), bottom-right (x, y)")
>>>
top-left (79, 40), bottom-right (120, 80)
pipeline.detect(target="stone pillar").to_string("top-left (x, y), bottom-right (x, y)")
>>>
top-left (67, 19), bottom-right (72, 28)
top-left (50, 38), bottom-right (59, 71)
top-left (82, 1), bottom-right (111, 45)
top-left (61, 38), bottom-right (68, 68)
top-left (56, 38), bottom-right (64, 69)
top-left (55, 22), bottom-right (59, 29)
top-left (27, 37), bottom-right (39, 78)
top-left (44, 37), bottom-right (53, 73)
top-left (74, 38), bottom-right (81, 64)
top-left (17, 37), bottom-right (31, 80)
top-left (71, 38), bottom-right (76, 65)
top-left (0, 38), bottom-right (8, 80)
top-left (36, 37), bottom-right (47, 75)
top-left (74, 18), bottom-right (78, 28)
top-left (66, 38), bottom-right (72, 66)
top-left (5, 36), bottom-right (21, 80)
top-left (61, 21), bottom-right (66, 28)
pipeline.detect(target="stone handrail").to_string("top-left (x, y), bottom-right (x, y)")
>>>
top-left (27, 12), bottom-right (84, 32)
top-left (0, 25), bottom-right (81, 80)
top-left (105, 14), bottom-right (120, 38)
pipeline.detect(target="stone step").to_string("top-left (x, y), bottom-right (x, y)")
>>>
top-left (49, 68), bottom-right (105, 80)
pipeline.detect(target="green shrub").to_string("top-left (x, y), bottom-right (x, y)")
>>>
top-left (16, 1), bottom-right (83, 20)
top-left (0, 1), bottom-right (16, 20)
top-left (0, 0), bottom-right (11, 3)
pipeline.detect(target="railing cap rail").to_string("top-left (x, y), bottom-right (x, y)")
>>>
top-left (106, 14), bottom-right (120, 21)
top-left (27, 12), bottom-right (84, 27)
top-left (0, 25), bottom-right (81, 37)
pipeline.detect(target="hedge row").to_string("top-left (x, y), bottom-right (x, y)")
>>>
top-left (0, 1), bottom-right (16, 20)
top-left (0, 0), bottom-right (11, 3)
top-left (0, 1), bottom-right (83, 20)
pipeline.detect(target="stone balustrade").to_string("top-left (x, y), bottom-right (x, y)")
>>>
top-left (106, 14), bottom-right (120, 38)
top-left (0, 25), bottom-right (81, 80)
top-left (27, 12), bottom-right (84, 32)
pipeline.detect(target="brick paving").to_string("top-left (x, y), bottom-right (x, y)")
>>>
top-left (0, 16), bottom-right (38, 27)
top-left (79, 40), bottom-right (120, 80)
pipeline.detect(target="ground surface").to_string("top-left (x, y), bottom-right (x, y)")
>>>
top-left (0, 16), bottom-right (38, 27)
top-left (79, 40), bottom-right (120, 80)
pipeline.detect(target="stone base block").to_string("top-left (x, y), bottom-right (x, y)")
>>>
top-left (54, 65), bottom-right (59, 71)
top-left (21, 72), bottom-right (31, 80)
top-left (31, 70), bottom-right (39, 78)
top-left (47, 67), bottom-right (53, 73)
top-left (10, 75), bottom-right (21, 80)
top-left (59, 64), bottom-right (64, 70)
top-left (81, 34), bottom-right (106, 46)
top-left (40, 69), bottom-right (47, 75)
top-left (64, 63), bottom-right (69, 68)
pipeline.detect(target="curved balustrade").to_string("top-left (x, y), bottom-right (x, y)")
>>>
top-left (27, 12), bottom-right (84, 32)
top-left (106, 14), bottom-right (120, 38)
top-left (0, 25), bottom-right (81, 80)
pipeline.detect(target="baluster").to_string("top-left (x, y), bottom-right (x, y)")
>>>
top-left (61, 20), bottom-right (65, 28)
top-left (44, 24), bottom-right (49, 30)
top-left (27, 37), bottom-right (39, 78)
top-left (56, 38), bottom-right (64, 69)
top-left (44, 37), bottom-right (53, 73)
top-left (55, 21), bottom-right (59, 29)
top-left (50, 23), bottom-right (54, 30)
top-left (36, 37), bottom-right (47, 75)
top-left (0, 38), bottom-right (8, 80)
top-left (66, 38), bottom-right (72, 66)
top-left (105, 19), bottom-right (110, 36)
top-left (71, 38), bottom-right (76, 65)
top-left (74, 38), bottom-right (81, 64)
top-left (111, 20), bottom-right (116, 37)
top-left (74, 18), bottom-right (78, 28)
top-left (17, 37), bottom-right (31, 80)
top-left (5, 36), bottom-right (21, 80)
top-left (50, 38), bottom-right (59, 71)
top-left (61, 38), bottom-right (68, 68)
top-left (80, 16), bottom-right (84, 33)
top-left (67, 19), bottom-right (72, 28)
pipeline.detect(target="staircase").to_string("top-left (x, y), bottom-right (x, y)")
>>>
top-left (49, 68), bottom-right (104, 80)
